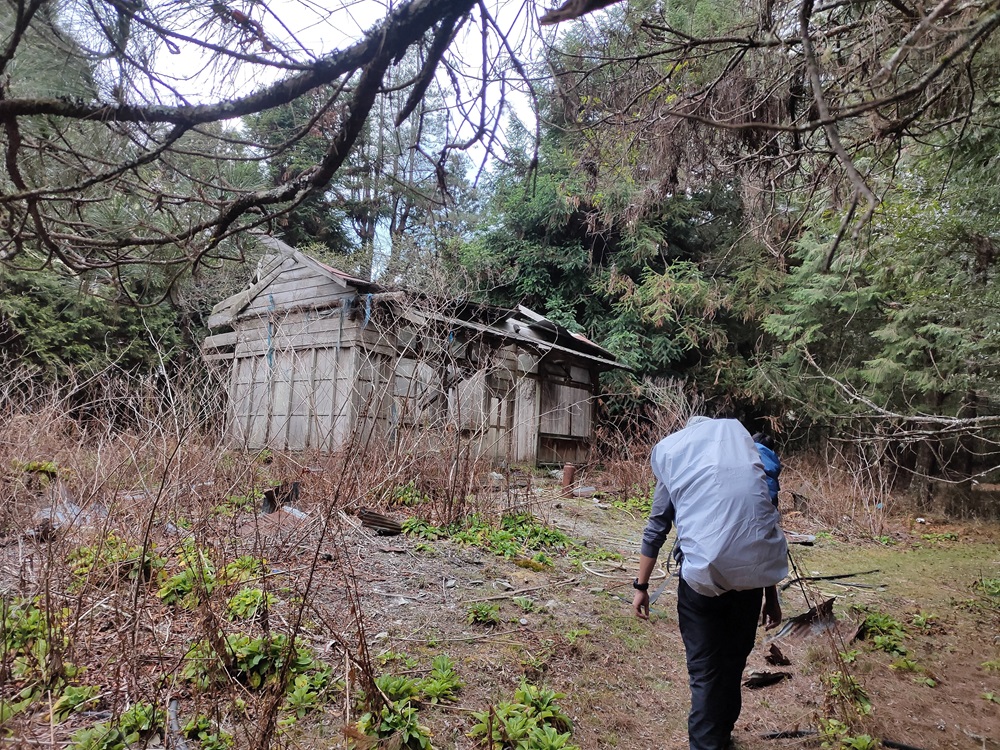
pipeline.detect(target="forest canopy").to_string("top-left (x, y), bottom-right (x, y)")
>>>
top-left (5, 0), bottom-right (1000, 495)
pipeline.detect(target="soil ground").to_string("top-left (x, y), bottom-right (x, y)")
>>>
top-left (2, 471), bottom-right (999, 749)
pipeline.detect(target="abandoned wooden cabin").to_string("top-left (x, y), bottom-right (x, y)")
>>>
top-left (201, 236), bottom-right (627, 465)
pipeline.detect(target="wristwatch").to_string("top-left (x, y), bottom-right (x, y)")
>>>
top-left (632, 578), bottom-right (649, 591)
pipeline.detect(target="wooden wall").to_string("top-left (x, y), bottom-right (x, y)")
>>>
top-left (211, 259), bottom-right (603, 464)
top-left (224, 309), bottom-right (359, 451)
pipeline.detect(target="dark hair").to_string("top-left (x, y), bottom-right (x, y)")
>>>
top-left (752, 432), bottom-right (774, 450)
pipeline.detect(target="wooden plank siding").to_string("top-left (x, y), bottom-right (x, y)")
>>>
top-left (206, 248), bottom-right (618, 464)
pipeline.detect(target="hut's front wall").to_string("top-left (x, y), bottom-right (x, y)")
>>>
top-left (217, 297), bottom-right (602, 464)
top-left (536, 361), bottom-right (595, 465)
top-left (224, 308), bottom-right (360, 451)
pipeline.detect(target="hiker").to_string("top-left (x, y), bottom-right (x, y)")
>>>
top-left (632, 416), bottom-right (788, 750)
top-left (752, 431), bottom-right (782, 509)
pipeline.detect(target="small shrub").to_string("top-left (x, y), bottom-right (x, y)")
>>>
top-left (391, 481), bottom-right (430, 506)
top-left (818, 718), bottom-right (878, 750)
top-left (157, 542), bottom-right (216, 609)
top-left (467, 602), bottom-right (500, 627)
top-left (889, 657), bottom-right (919, 673)
top-left (67, 534), bottom-right (163, 589)
top-left (512, 596), bottom-right (535, 612)
top-left (920, 532), bottom-right (958, 543)
top-left (973, 576), bottom-right (1000, 597)
top-left (1, 597), bottom-right (70, 684)
top-left (610, 482), bottom-right (653, 515)
top-left (181, 633), bottom-right (319, 691)
top-left (420, 654), bottom-right (463, 703)
top-left (356, 701), bottom-right (432, 750)
top-left (827, 671), bottom-right (871, 715)
top-left (225, 587), bottom-right (276, 621)
top-left (19, 459), bottom-right (64, 477)
top-left (838, 650), bottom-right (860, 664)
top-left (857, 609), bottom-right (907, 655)
top-left (376, 674), bottom-right (422, 703)
top-left (911, 611), bottom-right (937, 630)
top-left (469, 680), bottom-right (576, 749)
top-left (283, 666), bottom-right (340, 719)
top-left (220, 556), bottom-right (266, 584)
top-left (51, 685), bottom-right (101, 722)
top-left (565, 629), bottom-right (589, 645)
top-left (215, 490), bottom-right (264, 516)
top-left (70, 701), bottom-right (164, 750)
top-left (402, 518), bottom-right (445, 540)
top-left (377, 651), bottom-right (419, 668)
top-left (182, 715), bottom-right (233, 750)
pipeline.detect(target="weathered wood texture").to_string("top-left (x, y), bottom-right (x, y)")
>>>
top-left (206, 249), bottom-right (614, 464)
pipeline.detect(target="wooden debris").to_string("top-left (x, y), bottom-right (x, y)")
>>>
top-left (767, 597), bottom-right (837, 641)
top-left (743, 671), bottom-right (791, 688)
top-left (764, 644), bottom-right (791, 666)
top-left (781, 569), bottom-right (880, 591)
top-left (358, 508), bottom-right (403, 536)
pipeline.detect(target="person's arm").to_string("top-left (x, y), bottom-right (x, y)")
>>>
top-left (761, 585), bottom-right (781, 629)
top-left (633, 479), bottom-right (674, 620)
top-left (632, 554), bottom-right (658, 619)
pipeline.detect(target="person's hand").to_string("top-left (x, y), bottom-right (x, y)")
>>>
top-left (632, 589), bottom-right (650, 620)
top-left (761, 596), bottom-right (782, 630)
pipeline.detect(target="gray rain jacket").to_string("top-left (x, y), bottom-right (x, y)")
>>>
top-left (640, 417), bottom-right (788, 596)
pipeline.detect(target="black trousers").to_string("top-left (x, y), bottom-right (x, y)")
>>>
top-left (676, 577), bottom-right (763, 750)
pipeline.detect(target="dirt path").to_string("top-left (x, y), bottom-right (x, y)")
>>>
top-left (2, 476), bottom-right (999, 750)
top-left (348, 489), bottom-right (1000, 750)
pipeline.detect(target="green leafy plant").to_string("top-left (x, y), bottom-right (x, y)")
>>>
top-left (181, 633), bottom-right (320, 691)
top-left (838, 650), bottom-right (860, 664)
top-left (182, 715), bottom-right (234, 750)
top-left (67, 534), bottom-right (163, 589)
top-left (70, 701), bottom-right (164, 750)
top-left (376, 674), bottom-right (422, 703)
top-left (51, 685), bottom-right (101, 722)
top-left (19, 460), bottom-right (65, 478)
top-left (282, 665), bottom-right (340, 720)
top-left (356, 700), bottom-right (432, 750)
top-left (419, 654), bottom-right (463, 703)
top-left (565, 629), bottom-right (589, 645)
top-left (889, 657), bottom-right (919, 672)
top-left (225, 587), bottom-right (276, 622)
top-left (220, 555), bottom-right (266, 584)
top-left (911, 611), bottom-right (937, 629)
top-left (982, 659), bottom-right (1000, 672)
top-left (512, 597), bottom-right (535, 612)
top-left (610, 483), bottom-right (653, 515)
top-left (920, 532), bottom-right (958, 542)
top-left (467, 602), bottom-right (501, 627)
top-left (827, 671), bottom-right (872, 715)
top-left (157, 542), bottom-right (217, 609)
top-left (857, 609), bottom-right (907, 656)
top-left (402, 518), bottom-right (445, 540)
top-left (973, 576), bottom-right (1000, 597)
top-left (212, 490), bottom-right (264, 517)
top-left (531, 552), bottom-right (553, 568)
top-left (983, 691), bottom-right (1000, 704)
top-left (469, 680), bottom-right (576, 749)
top-left (1, 597), bottom-right (71, 685)
top-left (377, 651), bottom-right (419, 668)
top-left (818, 718), bottom-right (878, 750)
top-left (391, 481), bottom-right (430, 506)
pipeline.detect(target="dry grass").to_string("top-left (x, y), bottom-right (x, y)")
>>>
top-left (3, 367), bottom-right (997, 750)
